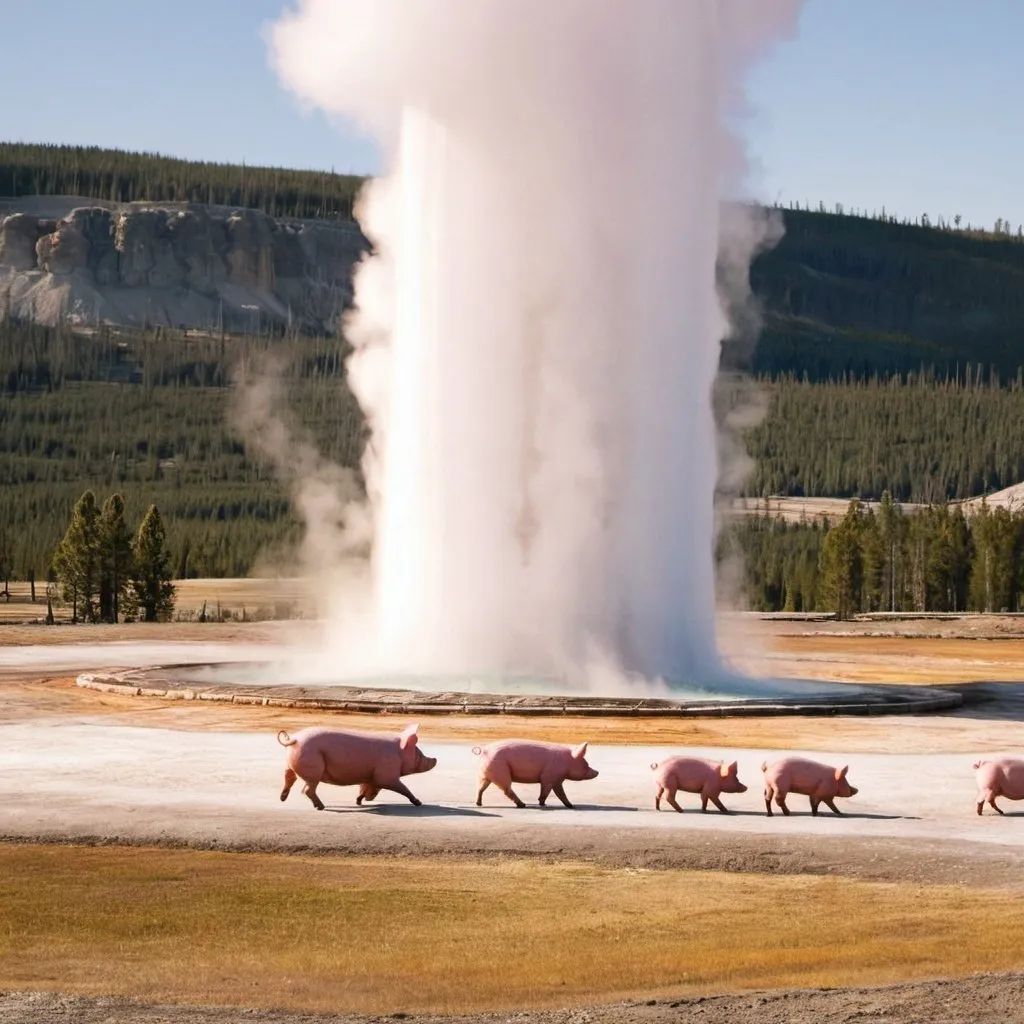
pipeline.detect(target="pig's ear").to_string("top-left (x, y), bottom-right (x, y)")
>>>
top-left (571, 742), bottom-right (588, 759)
top-left (720, 761), bottom-right (737, 778)
top-left (835, 765), bottom-right (849, 781)
top-left (399, 723), bottom-right (420, 750)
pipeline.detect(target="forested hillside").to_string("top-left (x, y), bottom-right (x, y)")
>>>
top-left (0, 320), bottom-right (364, 579)
top-left (743, 208), bottom-right (1024, 380)
top-left (0, 142), bottom-right (362, 220)
top-left (6, 143), bottom-right (1024, 616)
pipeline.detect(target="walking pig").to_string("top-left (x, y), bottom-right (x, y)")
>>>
top-left (473, 739), bottom-right (599, 808)
top-left (761, 757), bottom-right (858, 816)
top-left (974, 758), bottom-right (1024, 815)
top-left (651, 756), bottom-right (748, 813)
top-left (277, 723), bottom-right (437, 810)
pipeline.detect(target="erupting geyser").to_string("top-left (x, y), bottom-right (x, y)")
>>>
top-left (269, 0), bottom-right (802, 691)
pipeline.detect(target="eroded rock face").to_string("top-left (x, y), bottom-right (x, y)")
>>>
top-left (0, 199), bottom-right (370, 332)
top-left (0, 214), bottom-right (40, 271)
top-left (37, 225), bottom-right (90, 275)
top-left (225, 209), bottom-right (277, 290)
top-left (167, 209), bottom-right (227, 295)
top-left (69, 208), bottom-right (117, 284)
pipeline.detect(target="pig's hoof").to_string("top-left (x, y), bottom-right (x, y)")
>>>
top-left (411, 798), bottom-right (422, 807)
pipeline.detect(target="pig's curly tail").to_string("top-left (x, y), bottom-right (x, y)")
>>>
top-left (760, 761), bottom-right (768, 773)
top-left (471, 746), bottom-right (483, 756)
top-left (277, 730), bottom-right (297, 747)
top-left (650, 762), bottom-right (659, 771)
top-left (972, 760), bottom-right (984, 769)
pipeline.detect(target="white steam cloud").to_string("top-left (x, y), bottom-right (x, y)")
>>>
top-left (266, 0), bottom-right (802, 692)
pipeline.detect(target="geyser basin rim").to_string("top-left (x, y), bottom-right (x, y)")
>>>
top-left (124, 659), bottom-right (849, 700)
top-left (75, 663), bottom-right (964, 717)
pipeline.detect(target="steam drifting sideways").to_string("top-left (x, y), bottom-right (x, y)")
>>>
top-left (268, 0), bottom-right (803, 694)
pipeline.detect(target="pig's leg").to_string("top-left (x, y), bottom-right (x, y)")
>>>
top-left (822, 796), bottom-right (844, 816)
top-left (379, 780), bottom-right (423, 807)
top-left (489, 763), bottom-right (526, 808)
top-left (665, 788), bottom-right (684, 814)
top-left (356, 784), bottom-right (380, 806)
top-left (774, 790), bottom-right (791, 816)
top-left (809, 796), bottom-right (821, 816)
top-left (538, 782), bottom-right (553, 807)
top-left (654, 785), bottom-right (664, 810)
top-left (552, 781), bottom-right (574, 809)
top-left (500, 785), bottom-right (527, 809)
top-left (764, 784), bottom-right (775, 816)
top-left (476, 778), bottom-right (492, 806)
top-left (280, 767), bottom-right (297, 803)
top-left (302, 781), bottom-right (325, 811)
top-left (708, 795), bottom-right (730, 814)
top-left (987, 793), bottom-right (1005, 815)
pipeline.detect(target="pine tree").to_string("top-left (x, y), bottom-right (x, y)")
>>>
top-left (98, 493), bottom-right (135, 623)
top-left (129, 505), bottom-right (176, 622)
top-left (818, 501), bottom-right (865, 619)
top-left (51, 490), bottom-right (101, 622)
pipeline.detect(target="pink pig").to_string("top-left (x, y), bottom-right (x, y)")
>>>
top-left (277, 723), bottom-right (437, 810)
top-left (473, 739), bottom-right (599, 809)
top-left (761, 757), bottom-right (858, 817)
top-left (974, 758), bottom-right (1024, 815)
top-left (651, 756), bottom-right (748, 814)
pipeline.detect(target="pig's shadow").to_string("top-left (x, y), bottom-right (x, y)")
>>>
top-left (764, 811), bottom-right (918, 821)
top-left (322, 803), bottom-right (500, 818)
top-left (648, 808), bottom-right (767, 818)
top-left (563, 803), bottom-right (640, 813)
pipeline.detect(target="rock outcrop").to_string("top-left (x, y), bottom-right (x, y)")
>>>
top-left (0, 197), bottom-right (368, 333)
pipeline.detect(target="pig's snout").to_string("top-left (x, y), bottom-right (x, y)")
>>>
top-left (735, 782), bottom-right (748, 793)
top-left (585, 768), bottom-right (599, 780)
top-left (847, 785), bottom-right (859, 796)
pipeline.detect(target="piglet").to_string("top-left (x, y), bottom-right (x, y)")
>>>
top-left (473, 739), bottom-right (599, 808)
top-left (277, 723), bottom-right (437, 810)
top-left (974, 758), bottom-right (1024, 816)
top-left (651, 756), bottom-right (748, 814)
top-left (761, 756), bottom-right (858, 817)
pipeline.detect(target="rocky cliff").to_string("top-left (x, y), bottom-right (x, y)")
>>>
top-left (0, 196), bottom-right (368, 334)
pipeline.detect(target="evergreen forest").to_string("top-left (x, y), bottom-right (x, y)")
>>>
top-left (0, 142), bottom-right (362, 220)
top-left (6, 143), bottom-right (1024, 616)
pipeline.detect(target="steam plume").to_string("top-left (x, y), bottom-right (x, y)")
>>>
top-left (268, 0), bottom-right (802, 690)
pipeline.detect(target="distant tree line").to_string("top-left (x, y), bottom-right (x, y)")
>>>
top-left (722, 495), bottom-right (1024, 616)
top-left (51, 490), bottom-right (175, 622)
top-left (777, 199), bottom-right (1024, 244)
top-left (0, 142), bottom-right (364, 221)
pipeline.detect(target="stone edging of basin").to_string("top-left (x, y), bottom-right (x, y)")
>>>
top-left (75, 665), bottom-right (964, 718)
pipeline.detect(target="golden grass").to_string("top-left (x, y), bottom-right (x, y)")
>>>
top-left (2, 844), bottom-right (1023, 1014)
top-left (0, 577), bottom-right (314, 624)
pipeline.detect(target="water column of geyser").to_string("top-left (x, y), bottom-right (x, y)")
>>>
top-left (270, 0), bottom-right (802, 692)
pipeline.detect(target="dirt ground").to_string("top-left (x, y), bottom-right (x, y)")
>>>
top-left (3, 610), bottom-right (1024, 1022)
top-left (4, 976), bottom-right (1024, 1024)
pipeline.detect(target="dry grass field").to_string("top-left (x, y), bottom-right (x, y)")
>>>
top-left (0, 577), bottom-right (316, 625)
top-left (3, 844), bottom-right (1024, 1016)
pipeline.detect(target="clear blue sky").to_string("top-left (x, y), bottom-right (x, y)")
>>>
top-left (1, 0), bottom-right (1021, 230)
